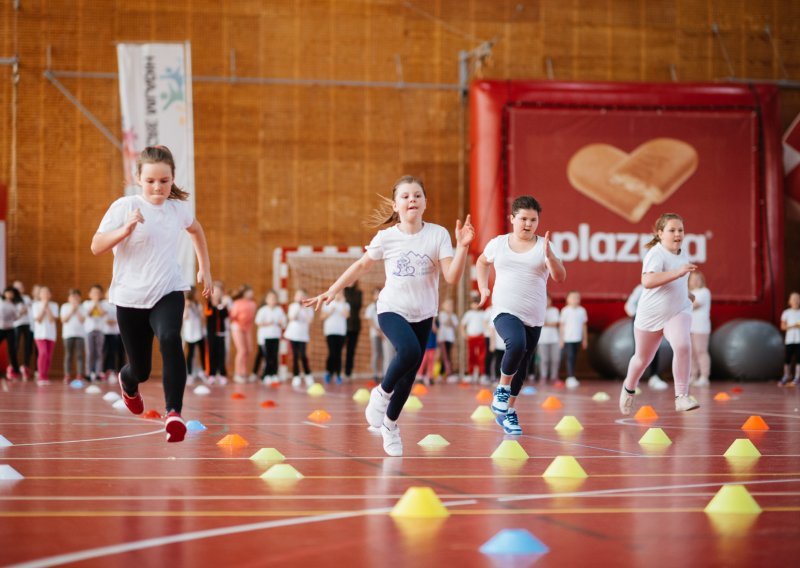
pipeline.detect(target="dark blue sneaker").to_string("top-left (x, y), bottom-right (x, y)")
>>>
top-left (501, 410), bottom-right (522, 435)
top-left (491, 386), bottom-right (510, 415)
top-left (324, 372), bottom-right (332, 385)
top-left (335, 375), bottom-right (343, 385)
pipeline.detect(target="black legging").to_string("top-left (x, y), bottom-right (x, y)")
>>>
top-left (378, 313), bottom-right (433, 421)
top-left (494, 313), bottom-right (542, 396)
top-left (103, 334), bottom-right (126, 372)
top-left (207, 335), bottom-right (227, 376)
top-left (14, 324), bottom-right (34, 370)
top-left (344, 329), bottom-right (360, 376)
top-left (263, 338), bottom-right (280, 377)
top-left (290, 341), bottom-right (311, 375)
top-left (185, 339), bottom-right (205, 375)
top-left (116, 291), bottom-right (186, 413)
top-left (0, 328), bottom-right (20, 373)
top-left (326, 334), bottom-right (346, 375)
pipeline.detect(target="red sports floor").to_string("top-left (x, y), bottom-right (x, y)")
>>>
top-left (1, 377), bottom-right (799, 567)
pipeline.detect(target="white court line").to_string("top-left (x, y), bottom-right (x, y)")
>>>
top-left (6, 429), bottom-right (164, 447)
top-left (727, 410), bottom-right (800, 420)
top-left (7, 498), bottom-right (477, 568)
top-left (613, 418), bottom-right (799, 432)
top-left (301, 421), bottom-right (329, 429)
top-left (498, 477), bottom-right (800, 503)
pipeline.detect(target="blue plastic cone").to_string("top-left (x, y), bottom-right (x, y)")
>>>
top-left (480, 529), bottom-right (549, 555)
top-left (520, 386), bottom-right (537, 395)
top-left (69, 379), bottom-right (84, 389)
top-left (186, 420), bottom-right (207, 431)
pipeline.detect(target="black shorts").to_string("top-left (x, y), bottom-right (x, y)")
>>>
top-left (786, 343), bottom-right (800, 365)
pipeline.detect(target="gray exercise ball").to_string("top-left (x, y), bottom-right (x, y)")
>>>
top-left (709, 319), bottom-right (784, 382)
top-left (591, 318), bottom-right (673, 379)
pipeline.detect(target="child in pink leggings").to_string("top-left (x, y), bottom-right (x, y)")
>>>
top-left (32, 286), bottom-right (59, 385)
top-left (619, 213), bottom-right (700, 415)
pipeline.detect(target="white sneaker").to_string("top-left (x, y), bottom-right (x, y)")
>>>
top-left (381, 423), bottom-right (403, 456)
top-left (619, 385), bottom-right (635, 415)
top-left (565, 376), bottom-right (580, 389)
top-left (692, 376), bottom-right (710, 388)
top-left (675, 394), bottom-right (700, 412)
top-left (648, 375), bottom-right (669, 391)
top-left (304, 374), bottom-right (315, 387)
top-left (446, 374), bottom-right (459, 384)
top-left (291, 376), bottom-right (302, 388)
top-left (365, 387), bottom-right (390, 428)
top-left (491, 386), bottom-right (510, 415)
top-left (233, 375), bottom-right (247, 384)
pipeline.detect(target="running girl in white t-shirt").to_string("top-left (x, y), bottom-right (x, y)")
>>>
top-left (92, 146), bottom-right (212, 443)
top-left (779, 291), bottom-right (800, 386)
top-left (476, 195), bottom-right (566, 434)
top-left (619, 213), bottom-right (698, 415)
top-left (305, 175), bottom-right (474, 456)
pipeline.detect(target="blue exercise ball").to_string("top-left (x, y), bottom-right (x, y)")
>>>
top-left (709, 319), bottom-right (783, 381)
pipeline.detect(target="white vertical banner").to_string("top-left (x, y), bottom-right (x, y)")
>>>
top-left (117, 42), bottom-right (196, 284)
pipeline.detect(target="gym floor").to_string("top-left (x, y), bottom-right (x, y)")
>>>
top-left (0, 378), bottom-right (798, 567)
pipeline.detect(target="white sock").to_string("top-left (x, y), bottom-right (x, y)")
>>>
top-left (383, 417), bottom-right (397, 430)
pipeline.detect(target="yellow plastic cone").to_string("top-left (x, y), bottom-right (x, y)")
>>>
top-left (471, 406), bottom-right (495, 422)
top-left (405, 395), bottom-right (423, 411)
top-left (723, 439), bottom-right (761, 458)
top-left (638, 427), bottom-right (672, 446)
top-left (307, 383), bottom-right (326, 396)
top-left (260, 464), bottom-right (304, 480)
top-left (554, 416), bottom-right (584, 432)
top-left (390, 487), bottom-right (450, 519)
top-left (418, 434), bottom-right (450, 447)
top-left (352, 388), bottom-right (370, 403)
top-left (490, 440), bottom-right (529, 460)
top-left (250, 448), bottom-right (286, 463)
top-left (542, 456), bottom-right (588, 478)
top-left (592, 391), bottom-right (610, 401)
top-left (704, 485), bottom-right (762, 514)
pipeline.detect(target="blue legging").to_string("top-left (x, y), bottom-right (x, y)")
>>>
top-left (494, 313), bottom-right (542, 397)
top-left (378, 312), bottom-right (433, 421)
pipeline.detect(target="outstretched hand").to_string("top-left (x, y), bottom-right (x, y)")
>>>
top-left (455, 214), bottom-right (475, 248)
top-left (303, 291), bottom-right (334, 311)
top-left (477, 287), bottom-right (491, 308)
top-left (197, 269), bottom-right (212, 298)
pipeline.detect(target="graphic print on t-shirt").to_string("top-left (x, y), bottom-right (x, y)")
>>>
top-left (392, 251), bottom-right (435, 277)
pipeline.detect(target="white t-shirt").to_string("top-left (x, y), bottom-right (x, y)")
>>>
top-left (104, 303), bottom-right (120, 335)
top-left (284, 302), bottom-right (314, 342)
top-left (493, 329), bottom-right (506, 352)
top-left (60, 303), bottom-right (87, 339)
top-left (33, 301), bottom-right (59, 341)
top-left (97, 195), bottom-right (193, 309)
top-left (782, 308), bottom-right (800, 344)
top-left (366, 223), bottom-right (454, 322)
top-left (365, 302), bottom-right (380, 339)
top-left (82, 300), bottom-right (112, 334)
top-left (690, 287), bottom-right (712, 334)
top-left (462, 309), bottom-right (487, 337)
top-left (560, 305), bottom-right (588, 343)
top-left (322, 300), bottom-right (349, 336)
top-left (0, 301), bottom-right (18, 330)
top-left (256, 305), bottom-right (287, 343)
top-left (635, 243), bottom-right (692, 332)
top-left (539, 306), bottom-right (560, 344)
top-left (482, 234), bottom-right (554, 327)
top-left (437, 311), bottom-right (458, 343)
top-left (182, 302), bottom-right (204, 343)
top-left (13, 295), bottom-right (32, 327)
top-left (624, 285), bottom-right (643, 318)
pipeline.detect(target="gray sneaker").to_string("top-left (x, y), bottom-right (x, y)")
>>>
top-left (365, 387), bottom-right (390, 428)
top-left (619, 385), bottom-right (635, 416)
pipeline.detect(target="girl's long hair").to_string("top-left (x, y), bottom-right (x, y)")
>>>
top-left (367, 175), bottom-right (426, 228)
top-left (137, 145), bottom-right (189, 201)
top-left (645, 213), bottom-right (684, 249)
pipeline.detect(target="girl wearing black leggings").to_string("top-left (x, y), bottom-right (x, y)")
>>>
top-left (476, 196), bottom-right (567, 435)
top-left (91, 146), bottom-right (212, 443)
top-left (305, 176), bottom-right (473, 456)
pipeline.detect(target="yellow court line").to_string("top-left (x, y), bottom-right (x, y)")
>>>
top-left (24, 472), bottom-right (800, 480)
top-left (0, 507), bottom-right (797, 518)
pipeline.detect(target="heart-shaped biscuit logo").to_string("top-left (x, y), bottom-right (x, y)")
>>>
top-left (567, 138), bottom-right (698, 223)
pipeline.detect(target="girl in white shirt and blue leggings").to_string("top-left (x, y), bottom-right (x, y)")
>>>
top-left (92, 146), bottom-right (212, 443)
top-left (305, 176), bottom-right (473, 456)
top-left (476, 196), bottom-right (567, 435)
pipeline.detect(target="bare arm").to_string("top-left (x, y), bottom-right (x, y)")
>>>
top-left (476, 254), bottom-right (492, 307)
top-left (91, 208), bottom-right (144, 255)
top-left (542, 231), bottom-right (567, 283)
top-left (642, 263), bottom-right (697, 289)
top-left (304, 253), bottom-right (376, 311)
top-left (440, 215), bottom-right (475, 285)
top-left (186, 219), bottom-right (212, 299)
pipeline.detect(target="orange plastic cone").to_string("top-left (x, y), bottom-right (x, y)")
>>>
top-left (260, 400), bottom-right (277, 408)
top-left (142, 410), bottom-right (161, 419)
top-left (217, 434), bottom-right (249, 447)
top-left (411, 384), bottom-right (428, 396)
top-left (714, 392), bottom-right (731, 401)
top-left (634, 406), bottom-right (658, 421)
top-left (741, 416), bottom-right (769, 431)
top-left (731, 386), bottom-right (744, 394)
top-left (476, 388), bottom-right (493, 403)
top-left (541, 396), bottom-right (562, 410)
top-left (231, 392), bottom-right (246, 400)
top-left (307, 410), bottom-right (332, 423)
